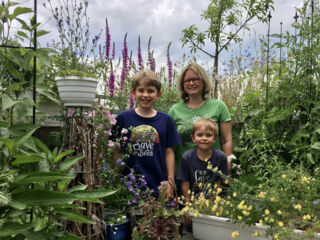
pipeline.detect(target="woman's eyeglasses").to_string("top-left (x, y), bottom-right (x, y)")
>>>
top-left (183, 78), bottom-right (201, 84)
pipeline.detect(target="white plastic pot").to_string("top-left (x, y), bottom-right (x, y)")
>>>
top-left (55, 76), bottom-right (99, 107)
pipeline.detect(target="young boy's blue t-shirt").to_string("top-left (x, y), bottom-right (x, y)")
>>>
top-left (115, 110), bottom-right (181, 194)
top-left (176, 148), bottom-right (228, 194)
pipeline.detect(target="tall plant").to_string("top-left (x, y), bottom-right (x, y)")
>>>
top-left (181, 0), bottom-right (273, 97)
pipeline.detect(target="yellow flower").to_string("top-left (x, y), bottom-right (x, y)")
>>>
top-left (252, 231), bottom-right (260, 237)
top-left (277, 210), bottom-right (282, 215)
top-left (278, 221), bottom-right (284, 227)
top-left (303, 214), bottom-right (311, 220)
top-left (233, 192), bottom-right (237, 197)
top-left (258, 184), bottom-right (263, 189)
top-left (294, 204), bottom-right (302, 211)
top-left (259, 219), bottom-right (264, 226)
top-left (270, 197), bottom-right (275, 202)
top-left (194, 210), bottom-right (199, 218)
top-left (274, 233), bottom-right (279, 239)
top-left (231, 231), bottom-right (239, 239)
top-left (264, 209), bottom-right (270, 215)
top-left (238, 215), bottom-right (242, 220)
top-left (281, 174), bottom-right (286, 179)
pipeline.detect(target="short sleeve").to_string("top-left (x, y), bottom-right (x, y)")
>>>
top-left (219, 100), bottom-right (231, 123)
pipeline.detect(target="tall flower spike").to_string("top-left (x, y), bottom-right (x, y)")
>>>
top-left (120, 33), bottom-right (128, 91)
top-left (105, 18), bottom-right (111, 60)
top-left (109, 62), bottom-right (115, 98)
top-left (129, 93), bottom-right (135, 110)
top-left (138, 36), bottom-right (143, 71)
top-left (128, 50), bottom-right (132, 71)
top-left (167, 42), bottom-right (173, 86)
top-left (148, 36), bottom-right (155, 71)
top-left (112, 42), bottom-right (115, 60)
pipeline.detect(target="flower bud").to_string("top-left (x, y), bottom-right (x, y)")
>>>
top-left (1, 10), bottom-right (8, 23)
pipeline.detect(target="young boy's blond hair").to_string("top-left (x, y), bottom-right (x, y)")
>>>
top-left (131, 71), bottom-right (161, 92)
top-left (191, 118), bottom-right (218, 140)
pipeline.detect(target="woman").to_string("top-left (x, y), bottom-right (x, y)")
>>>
top-left (168, 62), bottom-right (233, 176)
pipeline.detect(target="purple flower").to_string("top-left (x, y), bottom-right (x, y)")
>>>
top-left (170, 200), bottom-right (177, 207)
top-left (126, 181), bottom-right (132, 187)
top-left (66, 108), bottom-right (75, 117)
top-left (313, 201), bottom-right (318, 205)
top-left (134, 183), bottom-right (139, 188)
top-left (102, 165), bottom-right (107, 170)
top-left (127, 201), bottom-right (132, 205)
top-left (129, 93), bottom-right (135, 110)
top-left (167, 42), bottom-right (173, 86)
top-left (128, 174), bottom-right (136, 181)
top-left (120, 177), bottom-right (124, 183)
top-left (109, 68), bottom-right (115, 98)
top-left (120, 34), bottom-right (128, 91)
top-left (111, 42), bottom-right (115, 60)
top-left (141, 180), bottom-right (147, 186)
top-left (128, 186), bottom-right (134, 192)
top-left (134, 192), bottom-right (140, 197)
top-left (137, 36), bottom-right (143, 71)
top-left (132, 198), bottom-right (137, 203)
top-left (108, 140), bottom-right (115, 147)
top-left (105, 18), bottom-right (111, 60)
top-left (116, 159), bottom-right (122, 164)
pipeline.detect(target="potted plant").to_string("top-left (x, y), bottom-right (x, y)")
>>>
top-left (44, 0), bottom-right (102, 107)
top-left (105, 214), bottom-right (130, 240)
top-left (184, 165), bottom-right (320, 240)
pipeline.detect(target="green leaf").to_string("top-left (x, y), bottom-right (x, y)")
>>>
top-left (13, 190), bottom-right (76, 206)
top-left (55, 209), bottom-right (96, 224)
top-left (59, 155), bottom-right (84, 171)
top-left (9, 200), bottom-right (27, 210)
top-left (17, 30), bottom-right (28, 39)
top-left (0, 138), bottom-right (15, 154)
top-left (58, 233), bottom-right (83, 240)
top-left (37, 30), bottom-right (50, 37)
top-left (11, 155), bottom-right (44, 165)
top-left (9, 7), bottom-right (33, 21)
top-left (311, 142), bottom-right (320, 150)
top-left (16, 127), bottom-right (38, 147)
top-left (72, 189), bottom-right (117, 199)
top-left (66, 184), bottom-right (88, 193)
top-left (54, 149), bottom-right (75, 163)
top-left (33, 215), bottom-right (48, 232)
top-left (2, 94), bottom-right (17, 110)
top-left (33, 138), bottom-right (50, 156)
top-left (16, 172), bottom-right (74, 184)
top-left (55, 204), bottom-right (86, 210)
top-left (0, 222), bottom-right (33, 237)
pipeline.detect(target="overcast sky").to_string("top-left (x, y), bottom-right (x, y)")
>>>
top-left (34, 0), bottom-right (304, 70)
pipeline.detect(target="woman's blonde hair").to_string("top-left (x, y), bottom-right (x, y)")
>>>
top-left (191, 118), bottom-right (218, 140)
top-left (177, 62), bottom-right (213, 101)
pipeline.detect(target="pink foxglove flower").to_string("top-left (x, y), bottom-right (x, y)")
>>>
top-left (109, 63), bottom-right (115, 98)
top-left (120, 33), bottom-right (128, 91)
top-left (167, 42), bottom-right (173, 86)
top-left (105, 18), bottom-right (111, 60)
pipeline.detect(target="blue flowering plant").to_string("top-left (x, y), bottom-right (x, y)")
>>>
top-left (44, 0), bottom-right (102, 77)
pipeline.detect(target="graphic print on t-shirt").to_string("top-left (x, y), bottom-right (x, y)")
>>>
top-left (193, 169), bottom-right (212, 192)
top-left (130, 125), bottom-right (159, 157)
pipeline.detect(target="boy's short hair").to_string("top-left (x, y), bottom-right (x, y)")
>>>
top-left (131, 71), bottom-right (162, 92)
top-left (191, 118), bottom-right (218, 140)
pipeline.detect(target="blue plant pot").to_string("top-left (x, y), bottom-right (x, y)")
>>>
top-left (106, 218), bottom-right (129, 240)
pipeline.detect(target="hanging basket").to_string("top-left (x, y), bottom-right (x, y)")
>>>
top-left (55, 76), bottom-right (99, 107)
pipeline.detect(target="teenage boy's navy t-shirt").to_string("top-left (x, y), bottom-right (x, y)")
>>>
top-left (115, 110), bottom-right (181, 194)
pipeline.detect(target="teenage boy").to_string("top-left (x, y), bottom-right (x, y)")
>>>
top-left (177, 118), bottom-right (228, 199)
top-left (115, 71), bottom-right (181, 199)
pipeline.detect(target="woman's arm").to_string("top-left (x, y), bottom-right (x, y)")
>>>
top-left (220, 121), bottom-right (233, 173)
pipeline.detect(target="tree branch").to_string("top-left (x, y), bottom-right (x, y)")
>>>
top-left (187, 37), bottom-right (215, 58)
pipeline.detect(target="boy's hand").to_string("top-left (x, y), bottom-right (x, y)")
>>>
top-left (164, 183), bottom-right (174, 201)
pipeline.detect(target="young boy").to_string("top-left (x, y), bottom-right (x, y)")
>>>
top-left (114, 71), bottom-right (181, 199)
top-left (176, 118), bottom-right (229, 200)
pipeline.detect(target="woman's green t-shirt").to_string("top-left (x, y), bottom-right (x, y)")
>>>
top-left (168, 98), bottom-right (231, 172)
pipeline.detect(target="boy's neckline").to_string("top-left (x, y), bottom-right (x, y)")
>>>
top-left (135, 108), bottom-right (157, 118)
top-left (197, 149), bottom-right (213, 162)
